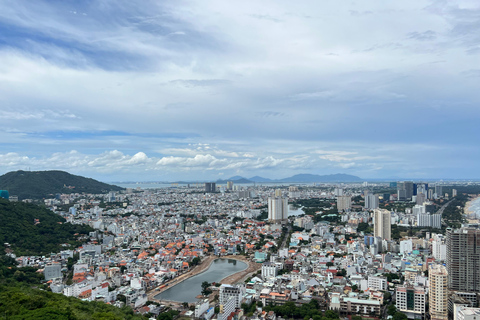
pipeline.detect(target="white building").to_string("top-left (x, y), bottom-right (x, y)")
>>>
top-left (429, 264), bottom-right (449, 320)
top-left (268, 197), bottom-right (288, 222)
top-left (432, 240), bottom-right (447, 261)
top-left (262, 262), bottom-right (278, 279)
top-left (455, 306), bottom-right (480, 320)
top-left (365, 194), bottom-right (379, 210)
top-left (396, 285), bottom-right (426, 319)
top-left (219, 284), bottom-right (244, 312)
top-left (367, 276), bottom-right (387, 291)
top-left (400, 240), bottom-right (413, 254)
top-left (374, 209), bottom-right (391, 240)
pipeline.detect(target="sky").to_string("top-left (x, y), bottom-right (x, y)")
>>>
top-left (0, 0), bottom-right (480, 182)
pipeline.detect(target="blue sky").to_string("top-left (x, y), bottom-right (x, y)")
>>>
top-left (0, 0), bottom-right (480, 182)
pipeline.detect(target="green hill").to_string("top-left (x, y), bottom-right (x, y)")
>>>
top-left (0, 170), bottom-right (123, 200)
top-left (0, 198), bottom-right (94, 256)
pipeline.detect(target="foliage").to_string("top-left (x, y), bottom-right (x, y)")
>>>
top-left (0, 170), bottom-right (123, 200)
top-left (0, 198), bottom-right (94, 256)
top-left (356, 222), bottom-right (372, 234)
top-left (189, 257), bottom-right (201, 267)
top-left (256, 210), bottom-right (268, 221)
top-left (263, 300), bottom-right (338, 320)
top-left (201, 281), bottom-right (212, 296)
top-left (0, 286), bottom-right (147, 320)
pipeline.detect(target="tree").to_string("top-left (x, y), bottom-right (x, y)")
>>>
top-left (201, 281), bottom-right (212, 296)
top-left (393, 312), bottom-right (408, 320)
top-left (387, 304), bottom-right (397, 316)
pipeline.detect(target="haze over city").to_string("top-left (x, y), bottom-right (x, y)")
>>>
top-left (1, 0), bottom-right (479, 181)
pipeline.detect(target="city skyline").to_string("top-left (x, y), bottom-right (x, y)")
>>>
top-left (1, 1), bottom-right (480, 181)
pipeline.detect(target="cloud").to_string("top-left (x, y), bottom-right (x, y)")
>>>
top-left (407, 30), bottom-right (437, 41)
top-left (0, 1), bottom-right (479, 180)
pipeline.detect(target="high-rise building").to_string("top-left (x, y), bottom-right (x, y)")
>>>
top-left (447, 228), bottom-right (480, 293)
top-left (365, 194), bottom-right (379, 210)
top-left (417, 213), bottom-right (441, 229)
top-left (396, 285), bottom-right (426, 319)
top-left (397, 181), bottom-right (414, 201)
top-left (416, 193), bottom-right (426, 205)
top-left (435, 185), bottom-right (443, 198)
top-left (452, 189), bottom-right (458, 197)
top-left (373, 209), bottom-right (391, 241)
top-left (334, 188), bottom-right (344, 196)
top-left (205, 182), bottom-right (216, 193)
top-left (429, 264), bottom-right (449, 320)
top-left (219, 284), bottom-right (244, 313)
top-left (289, 186), bottom-right (300, 198)
top-left (268, 197), bottom-right (288, 222)
top-left (337, 196), bottom-right (351, 212)
top-left (226, 181), bottom-right (233, 190)
top-left (274, 189), bottom-right (282, 197)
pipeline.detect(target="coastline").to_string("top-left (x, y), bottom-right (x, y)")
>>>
top-left (465, 195), bottom-right (480, 222)
top-left (147, 255), bottom-right (260, 302)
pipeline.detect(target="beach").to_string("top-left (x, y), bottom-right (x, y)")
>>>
top-left (465, 195), bottom-right (480, 222)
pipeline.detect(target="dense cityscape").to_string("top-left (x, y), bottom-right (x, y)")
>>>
top-left (2, 179), bottom-right (480, 320)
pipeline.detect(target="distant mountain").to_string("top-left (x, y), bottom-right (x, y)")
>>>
top-left (249, 176), bottom-right (273, 182)
top-left (279, 173), bottom-right (362, 183)
top-left (227, 175), bottom-right (248, 181)
top-left (216, 177), bottom-right (251, 184)
top-left (0, 170), bottom-right (124, 200)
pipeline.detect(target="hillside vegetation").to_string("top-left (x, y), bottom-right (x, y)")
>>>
top-left (0, 286), bottom-right (148, 320)
top-left (0, 170), bottom-right (123, 200)
top-left (0, 198), bottom-right (94, 256)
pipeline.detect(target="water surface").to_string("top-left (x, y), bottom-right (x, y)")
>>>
top-left (155, 258), bottom-right (247, 302)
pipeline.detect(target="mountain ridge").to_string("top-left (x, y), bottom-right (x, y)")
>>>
top-left (0, 170), bottom-right (123, 200)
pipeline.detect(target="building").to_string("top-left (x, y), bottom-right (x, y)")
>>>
top-left (339, 296), bottom-right (381, 316)
top-left (261, 262), bottom-right (278, 279)
top-left (452, 189), bottom-right (458, 197)
top-left (44, 262), bottom-right (62, 280)
top-left (455, 306), bottom-right (480, 320)
top-left (429, 264), bottom-right (449, 320)
top-left (205, 183), bottom-right (216, 193)
top-left (417, 213), bottom-right (441, 229)
top-left (447, 228), bottom-right (480, 293)
top-left (435, 185), bottom-right (443, 198)
top-left (219, 284), bottom-right (243, 312)
top-left (289, 186), bottom-right (300, 198)
top-left (337, 196), bottom-right (351, 212)
top-left (334, 188), bottom-right (344, 196)
top-left (398, 181), bottom-right (414, 201)
top-left (416, 193), bottom-right (426, 205)
top-left (268, 197), bottom-right (288, 222)
top-left (396, 285), bottom-right (427, 319)
top-left (226, 181), bottom-right (233, 190)
top-left (365, 194), bottom-right (379, 210)
top-left (373, 209), bottom-right (391, 241)
top-left (367, 276), bottom-right (387, 291)
top-left (432, 240), bottom-right (447, 261)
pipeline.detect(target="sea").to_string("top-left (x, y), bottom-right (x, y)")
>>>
top-left (468, 197), bottom-right (480, 219)
top-left (114, 182), bottom-right (317, 189)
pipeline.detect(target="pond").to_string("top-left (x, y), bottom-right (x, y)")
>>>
top-left (154, 258), bottom-right (247, 302)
